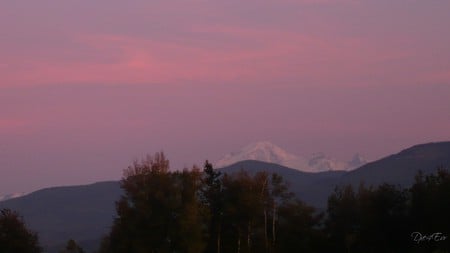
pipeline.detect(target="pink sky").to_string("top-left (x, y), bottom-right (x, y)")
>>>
top-left (1, 0), bottom-right (450, 193)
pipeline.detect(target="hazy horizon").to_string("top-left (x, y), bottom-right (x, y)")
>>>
top-left (1, 0), bottom-right (450, 194)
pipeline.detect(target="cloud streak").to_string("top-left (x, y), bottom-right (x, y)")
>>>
top-left (1, 0), bottom-right (449, 87)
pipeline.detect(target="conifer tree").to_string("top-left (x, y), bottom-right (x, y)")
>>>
top-left (0, 208), bottom-right (42, 253)
top-left (200, 160), bottom-right (223, 253)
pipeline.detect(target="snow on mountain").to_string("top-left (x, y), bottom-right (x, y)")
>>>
top-left (215, 141), bottom-right (310, 171)
top-left (308, 153), bottom-right (348, 171)
top-left (0, 192), bottom-right (27, 202)
top-left (215, 141), bottom-right (367, 172)
top-left (347, 153), bottom-right (367, 170)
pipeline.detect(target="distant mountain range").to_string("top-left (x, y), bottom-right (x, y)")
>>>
top-left (0, 182), bottom-right (121, 253)
top-left (0, 192), bottom-right (27, 202)
top-left (340, 141), bottom-right (450, 187)
top-left (215, 141), bottom-right (367, 172)
top-left (1, 141), bottom-right (449, 253)
top-left (219, 160), bottom-right (346, 208)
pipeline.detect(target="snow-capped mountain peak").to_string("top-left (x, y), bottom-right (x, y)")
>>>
top-left (215, 141), bottom-right (309, 170)
top-left (232, 141), bottom-right (297, 163)
top-left (308, 152), bottom-right (348, 171)
top-left (0, 192), bottom-right (27, 202)
top-left (215, 141), bottom-right (366, 172)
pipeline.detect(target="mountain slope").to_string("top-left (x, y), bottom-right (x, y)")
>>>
top-left (219, 142), bottom-right (450, 206)
top-left (340, 142), bottom-right (450, 187)
top-left (1, 141), bottom-right (449, 252)
top-left (0, 181), bottom-right (122, 253)
top-left (219, 160), bottom-right (346, 208)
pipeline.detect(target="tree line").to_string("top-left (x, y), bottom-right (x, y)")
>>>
top-left (98, 152), bottom-right (449, 253)
top-left (0, 208), bottom-right (84, 253)
top-left (1, 152), bottom-right (449, 253)
top-left (98, 153), bottom-right (320, 253)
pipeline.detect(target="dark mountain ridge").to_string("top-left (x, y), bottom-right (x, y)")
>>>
top-left (219, 160), bottom-right (346, 207)
top-left (339, 141), bottom-right (450, 187)
top-left (1, 141), bottom-right (449, 252)
top-left (0, 181), bottom-right (121, 252)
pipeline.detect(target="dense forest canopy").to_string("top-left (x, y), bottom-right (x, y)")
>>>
top-left (1, 152), bottom-right (449, 253)
top-left (97, 153), bottom-right (449, 253)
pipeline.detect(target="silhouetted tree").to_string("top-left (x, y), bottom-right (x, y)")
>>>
top-left (98, 152), bottom-right (450, 253)
top-left (275, 199), bottom-right (321, 253)
top-left (171, 169), bottom-right (206, 253)
top-left (60, 239), bottom-right (84, 253)
top-left (100, 152), bottom-right (205, 253)
top-left (0, 208), bottom-right (42, 253)
top-left (219, 170), bottom-right (308, 253)
top-left (325, 185), bottom-right (359, 253)
top-left (221, 171), bottom-right (253, 253)
top-left (356, 184), bottom-right (410, 252)
top-left (324, 168), bottom-right (450, 253)
top-left (410, 168), bottom-right (450, 252)
top-left (267, 173), bottom-right (294, 251)
top-left (200, 161), bottom-right (223, 253)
